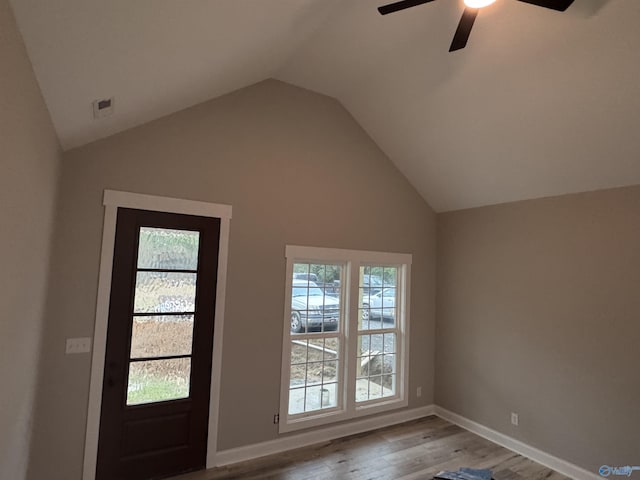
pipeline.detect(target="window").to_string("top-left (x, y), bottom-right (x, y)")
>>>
top-left (357, 266), bottom-right (400, 403)
top-left (280, 246), bottom-right (411, 432)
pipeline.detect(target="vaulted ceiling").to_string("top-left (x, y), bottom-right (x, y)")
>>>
top-left (10, 0), bottom-right (640, 211)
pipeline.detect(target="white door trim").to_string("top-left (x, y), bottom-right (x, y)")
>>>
top-left (82, 190), bottom-right (232, 480)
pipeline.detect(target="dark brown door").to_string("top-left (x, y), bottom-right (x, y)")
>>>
top-left (96, 208), bottom-right (220, 480)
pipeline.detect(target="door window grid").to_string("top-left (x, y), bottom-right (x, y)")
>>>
top-left (126, 227), bottom-right (200, 406)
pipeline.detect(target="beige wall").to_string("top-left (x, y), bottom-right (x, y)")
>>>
top-left (0, 1), bottom-right (61, 479)
top-left (436, 185), bottom-right (640, 472)
top-left (27, 79), bottom-right (437, 479)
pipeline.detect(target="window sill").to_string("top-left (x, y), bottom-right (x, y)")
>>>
top-left (279, 396), bottom-right (408, 434)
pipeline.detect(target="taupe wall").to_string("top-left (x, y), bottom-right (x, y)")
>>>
top-left (27, 80), bottom-right (437, 479)
top-left (436, 185), bottom-right (640, 472)
top-left (0, 1), bottom-right (61, 479)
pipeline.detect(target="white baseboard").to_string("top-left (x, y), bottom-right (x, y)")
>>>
top-left (433, 406), bottom-right (601, 480)
top-left (211, 404), bottom-right (435, 467)
top-left (210, 404), bottom-right (600, 480)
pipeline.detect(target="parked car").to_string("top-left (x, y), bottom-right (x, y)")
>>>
top-left (361, 288), bottom-right (396, 321)
top-left (290, 280), bottom-right (340, 333)
top-left (361, 274), bottom-right (384, 296)
top-left (293, 272), bottom-right (319, 283)
top-left (294, 272), bottom-right (342, 297)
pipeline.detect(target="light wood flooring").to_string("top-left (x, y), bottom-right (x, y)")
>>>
top-left (172, 416), bottom-right (570, 480)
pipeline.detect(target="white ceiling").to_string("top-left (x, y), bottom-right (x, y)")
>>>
top-left (11, 0), bottom-right (640, 211)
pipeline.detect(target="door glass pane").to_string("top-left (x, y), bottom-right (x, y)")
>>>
top-left (130, 315), bottom-right (194, 358)
top-left (133, 272), bottom-right (197, 313)
top-left (137, 228), bottom-right (200, 270)
top-left (127, 358), bottom-right (191, 405)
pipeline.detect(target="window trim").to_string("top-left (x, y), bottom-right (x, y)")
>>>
top-left (279, 246), bottom-right (411, 433)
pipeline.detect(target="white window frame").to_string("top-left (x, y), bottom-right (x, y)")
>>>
top-left (279, 245), bottom-right (411, 433)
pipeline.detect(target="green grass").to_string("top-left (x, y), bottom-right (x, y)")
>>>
top-left (127, 376), bottom-right (189, 405)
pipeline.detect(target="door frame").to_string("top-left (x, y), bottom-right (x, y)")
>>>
top-left (83, 190), bottom-right (232, 480)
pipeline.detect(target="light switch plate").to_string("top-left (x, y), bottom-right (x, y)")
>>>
top-left (66, 337), bottom-right (92, 354)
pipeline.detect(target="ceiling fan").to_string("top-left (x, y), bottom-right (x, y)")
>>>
top-left (377, 0), bottom-right (575, 52)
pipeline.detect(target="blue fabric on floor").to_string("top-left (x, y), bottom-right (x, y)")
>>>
top-left (460, 468), bottom-right (492, 480)
top-left (434, 467), bottom-right (493, 480)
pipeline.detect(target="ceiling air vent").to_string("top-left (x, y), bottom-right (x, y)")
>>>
top-left (92, 97), bottom-right (114, 119)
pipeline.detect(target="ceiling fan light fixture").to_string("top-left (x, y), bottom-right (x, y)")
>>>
top-left (378, 0), bottom-right (574, 51)
top-left (463, 0), bottom-right (496, 8)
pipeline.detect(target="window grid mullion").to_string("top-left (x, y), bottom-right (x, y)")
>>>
top-left (357, 327), bottom-right (397, 334)
top-left (345, 260), bottom-right (359, 418)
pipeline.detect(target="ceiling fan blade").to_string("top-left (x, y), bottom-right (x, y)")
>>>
top-left (516, 0), bottom-right (575, 11)
top-left (449, 7), bottom-right (478, 52)
top-left (378, 0), bottom-right (436, 15)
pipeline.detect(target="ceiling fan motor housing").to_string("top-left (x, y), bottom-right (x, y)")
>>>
top-left (517, 0), bottom-right (574, 11)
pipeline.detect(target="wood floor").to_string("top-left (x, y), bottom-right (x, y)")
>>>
top-left (172, 416), bottom-right (570, 480)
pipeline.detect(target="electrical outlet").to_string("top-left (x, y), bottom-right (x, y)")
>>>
top-left (65, 337), bottom-right (92, 354)
top-left (273, 414), bottom-right (279, 424)
top-left (511, 412), bottom-right (519, 426)
top-left (416, 386), bottom-right (422, 398)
